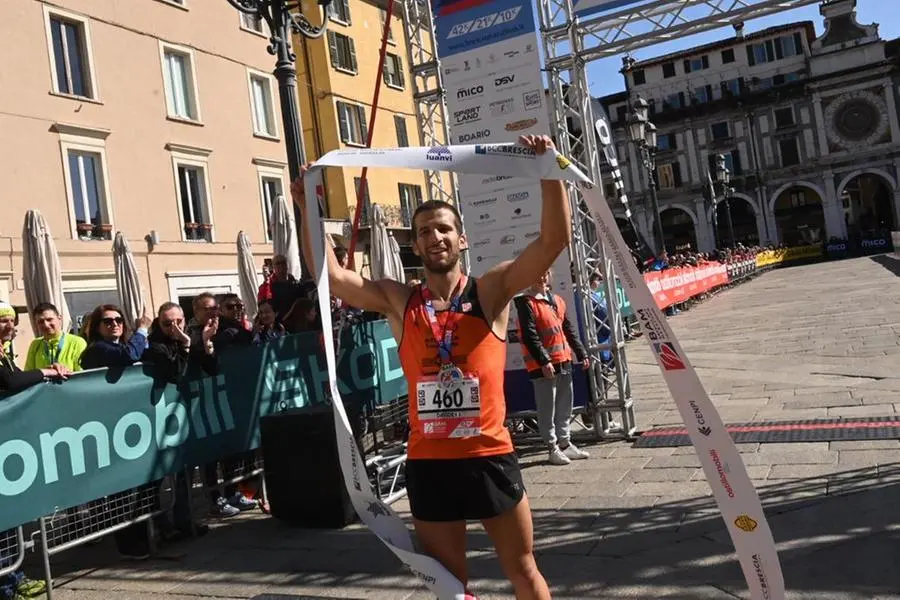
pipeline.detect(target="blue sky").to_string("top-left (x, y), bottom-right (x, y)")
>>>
top-left (584, 0), bottom-right (897, 98)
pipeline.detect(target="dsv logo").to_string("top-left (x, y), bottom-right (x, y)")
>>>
top-left (495, 75), bottom-right (515, 86)
top-left (457, 85), bottom-right (483, 99)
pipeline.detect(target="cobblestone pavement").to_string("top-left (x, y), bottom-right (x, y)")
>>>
top-left (40, 254), bottom-right (900, 599)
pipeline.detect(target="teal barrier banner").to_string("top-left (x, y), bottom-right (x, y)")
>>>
top-left (615, 279), bottom-right (633, 318)
top-left (0, 321), bottom-right (405, 532)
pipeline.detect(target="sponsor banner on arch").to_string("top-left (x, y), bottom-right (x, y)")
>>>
top-left (431, 0), bottom-right (575, 376)
top-left (0, 322), bottom-right (404, 532)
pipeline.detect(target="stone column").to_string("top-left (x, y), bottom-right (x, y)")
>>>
top-left (812, 93), bottom-right (830, 159)
top-left (883, 81), bottom-right (900, 145)
top-left (821, 170), bottom-right (845, 239)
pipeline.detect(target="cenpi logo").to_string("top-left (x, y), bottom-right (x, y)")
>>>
top-left (652, 342), bottom-right (686, 370)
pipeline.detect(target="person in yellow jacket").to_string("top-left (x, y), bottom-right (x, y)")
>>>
top-left (24, 302), bottom-right (86, 372)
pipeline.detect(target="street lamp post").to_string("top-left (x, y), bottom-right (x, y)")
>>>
top-left (226, 0), bottom-right (331, 274)
top-left (628, 96), bottom-right (665, 254)
top-left (714, 153), bottom-right (736, 247)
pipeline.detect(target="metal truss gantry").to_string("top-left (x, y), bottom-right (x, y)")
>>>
top-left (540, 8), bottom-right (636, 438)
top-left (401, 0), bottom-right (455, 204)
top-left (535, 0), bottom-right (827, 437)
top-left (541, 0), bottom-right (822, 64)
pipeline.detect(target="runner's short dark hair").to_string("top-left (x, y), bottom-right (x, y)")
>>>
top-left (411, 200), bottom-right (463, 238)
top-left (32, 302), bottom-right (59, 317)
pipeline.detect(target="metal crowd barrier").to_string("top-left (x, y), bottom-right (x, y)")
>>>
top-left (363, 397), bottom-right (409, 505)
top-left (0, 527), bottom-right (26, 580)
top-left (38, 478), bottom-right (175, 600)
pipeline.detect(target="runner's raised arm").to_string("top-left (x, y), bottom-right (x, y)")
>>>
top-left (480, 135), bottom-right (572, 319)
top-left (291, 168), bottom-right (409, 323)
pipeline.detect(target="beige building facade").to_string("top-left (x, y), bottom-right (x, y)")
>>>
top-left (1, 0), bottom-right (291, 354)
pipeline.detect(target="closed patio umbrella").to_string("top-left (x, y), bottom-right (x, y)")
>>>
top-left (113, 232), bottom-right (145, 325)
top-left (271, 194), bottom-right (302, 281)
top-left (369, 204), bottom-right (406, 283)
top-left (22, 209), bottom-right (71, 334)
top-left (237, 231), bottom-right (260, 317)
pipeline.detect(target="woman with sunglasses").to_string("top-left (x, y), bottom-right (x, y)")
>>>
top-left (80, 305), bottom-right (153, 369)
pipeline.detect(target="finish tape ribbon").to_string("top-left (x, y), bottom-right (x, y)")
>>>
top-left (302, 144), bottom-right (785, 600)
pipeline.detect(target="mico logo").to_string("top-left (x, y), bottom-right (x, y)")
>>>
top-left (457, 85), bottom-right (483, 99)
top-left (0, 389), bottom-right (234, 496)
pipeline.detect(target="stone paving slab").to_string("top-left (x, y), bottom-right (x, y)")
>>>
top-left (35, 256), bottom-right (900, 599)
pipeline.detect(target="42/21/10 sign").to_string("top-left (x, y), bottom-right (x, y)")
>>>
top-left (446, 6), bottom-right (522, 39)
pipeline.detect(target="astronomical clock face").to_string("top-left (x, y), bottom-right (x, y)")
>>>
top-left (823, 90), bottom-right (889, 151)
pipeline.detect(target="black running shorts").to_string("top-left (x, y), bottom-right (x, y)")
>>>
top-left (405, 452), bottom-right (525, 522)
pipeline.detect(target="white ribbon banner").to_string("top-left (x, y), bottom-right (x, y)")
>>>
top-left (302, 143), bottom-right (785, 600)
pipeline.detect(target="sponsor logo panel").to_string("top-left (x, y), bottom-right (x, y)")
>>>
top-left (506, 118), bottom-right (537, 132)
top-left (457, 129), bottom-right (491, 143)
top-left (489, 98), bottom-right (515, 117)
top-left (523, 89), bottom-right (542, 110)
top-left (453, 106), bottom-right (481, 125)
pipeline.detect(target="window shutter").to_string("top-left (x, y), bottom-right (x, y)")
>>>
top-left (774, 37), bottom-right (784, 60)
top-left (732, 151), bottom-right (743, 175)
top-left (793, 32), bottom-right (803, 55)
top-left (673, 162), bottom-right (683, 187)
top-left (357, 105), bottom-right (368, 143)
top-left (348, 37), bottom-right (357, 72)
top-left (683, 59), bottom-right (691, 74)
top-left (705, 85), bottom-right (713, 101)
top-left (343, 0), bottom-right (351, 24)
top-left (746, 45), bottom-right (755, 66)
top-left (337, 103), bottom-right (349, 142)
top-left (327, 31), bottom-right (338, 69)
top-left (397, 57), bottom-right (405, 87)
top-left (702, 55), bottom-right (709, 69)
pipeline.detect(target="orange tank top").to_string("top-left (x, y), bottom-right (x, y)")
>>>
top-left (398, 277), bottom-right (514, 460)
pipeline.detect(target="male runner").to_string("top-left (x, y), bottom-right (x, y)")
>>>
top-left (293, 135), bottom-right (569, 600)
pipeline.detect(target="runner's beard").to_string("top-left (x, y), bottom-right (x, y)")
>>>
top-left (421, 249), bottom-right (460, 275)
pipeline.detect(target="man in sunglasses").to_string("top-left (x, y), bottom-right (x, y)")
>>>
top-left (200, 293), bottom-right (257, 518)
top-left (214, 294), bottom-right (253, 350)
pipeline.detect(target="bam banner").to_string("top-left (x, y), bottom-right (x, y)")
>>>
top-left (0, 322), bottom-right (404, 532)
top-left (431, 0), bottom-right (578, 392)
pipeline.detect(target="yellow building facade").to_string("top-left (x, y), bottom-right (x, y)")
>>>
top-left (295, 0), bottom-right (449, 275)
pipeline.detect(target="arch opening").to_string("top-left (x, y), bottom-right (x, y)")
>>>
top-left (714, 197), bottom-right (759, 247)
top-left (772, 186), bottom-right (826, 246)
top-left (660, 207), bottom-right (697, 253)
top-left (840, 173), bottom-right (896, 235)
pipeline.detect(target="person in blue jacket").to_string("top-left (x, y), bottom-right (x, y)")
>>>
top-left (80, 304), bottom-right (152, 369)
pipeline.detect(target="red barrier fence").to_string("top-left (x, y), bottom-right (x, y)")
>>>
top-left (644, 264), bottom-right (730, 309)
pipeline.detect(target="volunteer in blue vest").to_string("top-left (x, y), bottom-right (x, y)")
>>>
top-left (514, 270), bottom-right (591, 466)
top-left (24, 302), bottom-right (86, 372)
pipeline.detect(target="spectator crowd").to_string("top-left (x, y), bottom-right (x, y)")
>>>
top-left (0, 245), bottom-right (368, 599)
